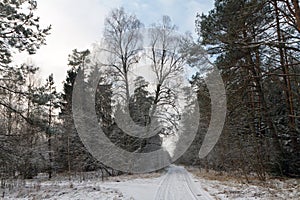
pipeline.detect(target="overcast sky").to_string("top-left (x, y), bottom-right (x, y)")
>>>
top-left (14, 0), bottom-right (214, 91)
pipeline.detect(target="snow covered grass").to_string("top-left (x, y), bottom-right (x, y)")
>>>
top-left (1, 171), bottom-right (163, 200)
top-left (187, 167), bottom-right (300, 200)
top-left (2, 178), bottom-right (123, 199)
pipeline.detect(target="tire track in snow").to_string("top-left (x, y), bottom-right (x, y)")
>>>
top-left (155, 165), bottom-right (213, 200)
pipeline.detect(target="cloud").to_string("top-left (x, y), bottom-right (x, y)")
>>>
top-left (13, 0), bottom-right (214, 91)
top-left (121, 0), bottom-right (213, 32)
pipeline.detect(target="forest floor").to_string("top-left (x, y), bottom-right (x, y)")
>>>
top-left (187, 166), bottom-right (299, 200)
top-left (1, 165), bottom-right (299, 200)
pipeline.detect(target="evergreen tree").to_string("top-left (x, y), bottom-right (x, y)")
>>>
top-left (0, 0), bottom-right (50, 68)
top-left (195, 0), bottom-right (300, 177)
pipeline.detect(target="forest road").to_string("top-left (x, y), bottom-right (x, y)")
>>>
top-left (155, 165), bottom-right (213, 200)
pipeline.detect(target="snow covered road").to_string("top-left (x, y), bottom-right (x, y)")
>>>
top-left (155, 165), bottom-right (213, 200)
top-left (4, 165), bottom-right (298, 199)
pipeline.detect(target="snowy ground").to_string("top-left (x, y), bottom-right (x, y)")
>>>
top-left (187, 167), bottom-right (300, 200)
top-left (1, 166), bottom-right (299, 200)
top-left (1, 172), bottom-right (162, 200)
top-left (155, 165), bottom-right (213, 199)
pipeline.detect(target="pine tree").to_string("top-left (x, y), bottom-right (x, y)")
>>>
top-left (0, 0), bottom-right (50, 68)
top-left (195, 0), bottom-right (300, 177)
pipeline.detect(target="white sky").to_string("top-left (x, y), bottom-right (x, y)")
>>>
top-left (13, 0), bottom-right (214, 91)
